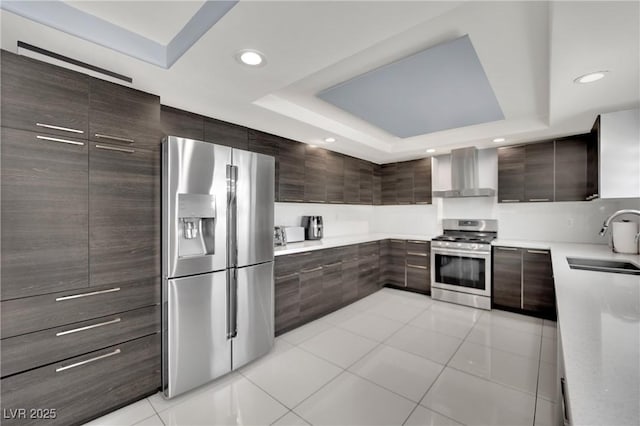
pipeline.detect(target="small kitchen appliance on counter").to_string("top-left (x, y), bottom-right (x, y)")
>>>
top-left (431, 219), bottom-right (497, 310)
top-left (283, 226), bottom-right (305, 243)
top-left (302, 216), bottom-right (323, 240)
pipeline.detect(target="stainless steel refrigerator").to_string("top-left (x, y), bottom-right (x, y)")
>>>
top-left (161, 136), bottom-right (274, 398)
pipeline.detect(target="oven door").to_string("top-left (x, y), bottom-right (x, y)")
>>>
top-left (431, 248), bottom-right (491, 297)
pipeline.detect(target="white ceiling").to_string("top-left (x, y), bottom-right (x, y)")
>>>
top-left (1, 1), bottom-right (638, 163)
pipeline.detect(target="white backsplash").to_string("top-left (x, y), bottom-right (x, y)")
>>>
top-left (275, 203), bottom-right (373, 238)
top-left (372, 204), bottom-right (439, 236)
top-left (276, 195), bottom-right (640, 244)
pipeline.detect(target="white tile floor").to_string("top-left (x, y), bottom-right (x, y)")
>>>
top-left (84, 288), bottom-right (560, 426)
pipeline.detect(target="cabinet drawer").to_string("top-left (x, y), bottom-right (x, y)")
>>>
top-left (406, 240), bottom-right (429, 254)
top-left (1, 305), bottom-right (160, 378)
top-left (274, 273), bottom-right (300, 335)
top-left (1, 279), bottom-right (159, 339)
top-left (0, 333), bottom-right (160, 426)
top-left (406, 264), bottom-right (429, 292)
top-left (406, 253), bottom-right (429, 268)
top-left (275, 252), bottom-right (313, 277)
top-left (1, 51), bottom-right (89, 138)
top-left (358, 241), bottom-right (379, 258)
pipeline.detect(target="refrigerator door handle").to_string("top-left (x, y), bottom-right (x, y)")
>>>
top-left (226, 164), bottom-right (238, 268)
top-left (227, 268), bottom-right (238, 339)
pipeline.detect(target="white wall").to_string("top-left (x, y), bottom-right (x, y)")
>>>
top-left (372, 205), bottom-right (439, 236)
top-left (275, 203), bottom-right (373, 238)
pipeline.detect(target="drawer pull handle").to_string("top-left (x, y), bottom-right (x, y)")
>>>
top-left (56, 287), bottom-right (120, 301)
top-left (390, 239), bottom-right (404, 243)
top-left (36, 135), bottom-right (84, 146)
top-left (407, 252), bottom-right (428, 257)
top-left (501, 199), bottom-right (520, 203)
top-left (275, 272), bottom-right (298, 280)
top-left (56, 318), bottom-right (121, 336)
top-left (308, 200), bottom-right (325, 203)
top-left (95, 144), bottom-right (135, 153)
top-left (324, 261), bottom-right (342, 267)
top-left (95, 133), bottom-right (134, 143)
top-left (56, 349), bottom-right (121, 372)
top-left (301, 266), bottom-right (323, 273)
top-left (527, 249), bottom-right (549, 254)
top-left (283, 199), bottom-right (304, 202)
top-left (528, 198), bottom-right (550, 202)
top-left (406, 264), bottom-right (428, 270)
top-left (496, 247), bottom-right (518, 251)
top-left (407, 240), bottom-right (427, 244)
top-left (36, 123), bottom-right (84, 134)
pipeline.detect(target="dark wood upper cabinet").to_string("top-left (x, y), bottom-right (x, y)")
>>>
top-left (395, 161), bottom-right (414, 204)
top-left (413, 158), bottom-right (432, 204)
top-left (372, 164), bottom-right (382, 205)
top-left (359, 160), bottom-right (373, 204)
top-left (492, 246), bottom-right (522, 310)
top-left (523, 249), bottom-right (555, 319)
top-left (160, 105), bottom-right (204, 141)
top-left (304, 146), bottom-right (327, 203)
top-left (587, 119), bottom-right (600, 200)
top-left (555, 135), bottom-right (589, 201)
top-left (278, 139), bottom-right (305, 202)
top-left (89, 79), bottom-right (161, 150)
top-left (89, 145), bottom-right (159, 288)
top-left (498, 146), bottom-right (526, 203)
top-left (1, 128), bottom-right (88, 301)
top-left (1, 51), bottom-right (89, 138)
top-left (326, 151), bottom-right (345, 204)
top-left (204, 117), bottom-right (248, 150)
top-left (248, 130), bottom-right (279, 199)
top-left (381, 163), bottom-right (397, 204)
top-left (344, 156), bottom-right (361, 204)
top-left (524, 141), bottom-right (554, 202)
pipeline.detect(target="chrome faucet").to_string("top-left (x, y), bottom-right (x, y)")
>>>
top-left (599, 209), bottom-right (640, 242)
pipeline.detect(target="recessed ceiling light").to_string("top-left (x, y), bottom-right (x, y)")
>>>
top-left (574, 71), bottom-right (608, 84)
top-left (324, 137), bottom-right (336, 143)
top-left (236, 49), bottom-right (265, 66)
top-left (426, 148), bottom-right (436, 153)
top-left (493, 137), bottom-right (505, 143)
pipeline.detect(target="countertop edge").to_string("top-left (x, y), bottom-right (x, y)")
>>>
top-left (274, 233), bottom-right (435, 256)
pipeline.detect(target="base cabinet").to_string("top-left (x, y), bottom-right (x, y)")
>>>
top-left (274, 242), bottom-right (381, 335)
top-left (1, 334), bottom-right (160, 426)
top-left (492, 246), bottom-right (556, 319)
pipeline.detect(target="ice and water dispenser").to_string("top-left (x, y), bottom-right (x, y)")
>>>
top-left (177, 194), bottom-right (216, 257)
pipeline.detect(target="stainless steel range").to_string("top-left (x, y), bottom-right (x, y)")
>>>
top-left (431, 219), bottom-right (497, 310)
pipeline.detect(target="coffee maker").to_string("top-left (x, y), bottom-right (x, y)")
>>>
top-left (301, 216), bottom-right (323, 240)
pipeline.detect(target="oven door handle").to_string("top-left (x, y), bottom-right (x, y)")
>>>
top-left (431, 248), bottom-right (491, 257)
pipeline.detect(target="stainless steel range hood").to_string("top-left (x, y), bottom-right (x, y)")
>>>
top-left (433, 147), bottom-right (496, 198)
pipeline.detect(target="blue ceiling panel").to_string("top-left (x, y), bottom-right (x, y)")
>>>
top-left (317, 35), bottom-right (504, 138)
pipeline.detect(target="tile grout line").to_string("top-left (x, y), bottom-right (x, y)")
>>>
top-left (532, 331), bottom-right (545, 426)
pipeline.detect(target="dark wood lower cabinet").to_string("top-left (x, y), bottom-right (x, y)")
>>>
top-left (493, 246), bottom-right (556, 319)
top-left (523, 249), bottom-right (556, 318)
top-left (492, 246), bottom-right (523, 310)
top-left (341, 259), bottom-right (359, 305)
top-left (274, 272), bottom-right (301, 335)
top-left (0, 334), bottom-right (160, 426)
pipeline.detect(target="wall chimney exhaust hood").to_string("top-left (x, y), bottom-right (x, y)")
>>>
top-left (433, 147), bottom-right (496, 198)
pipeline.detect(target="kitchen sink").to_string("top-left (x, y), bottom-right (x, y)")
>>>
top-left (567, 257), bottom-right (640, 275)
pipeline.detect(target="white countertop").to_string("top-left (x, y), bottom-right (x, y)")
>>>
top-left (546, 242), bottom-right (640, 426)
top-left (274, 233), bottom-right (435, 256)
top-left (491, 239), bottom-right (552, 250)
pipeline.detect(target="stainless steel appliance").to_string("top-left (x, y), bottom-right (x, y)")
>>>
top-left (431, 219), bottom-right (497, 310)
top-left (302, 216), bottom-right (323, 240)
top-left (432, 147), bottom-right (496, 198)
top-left (162, 136), bottom-right (275, 399)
